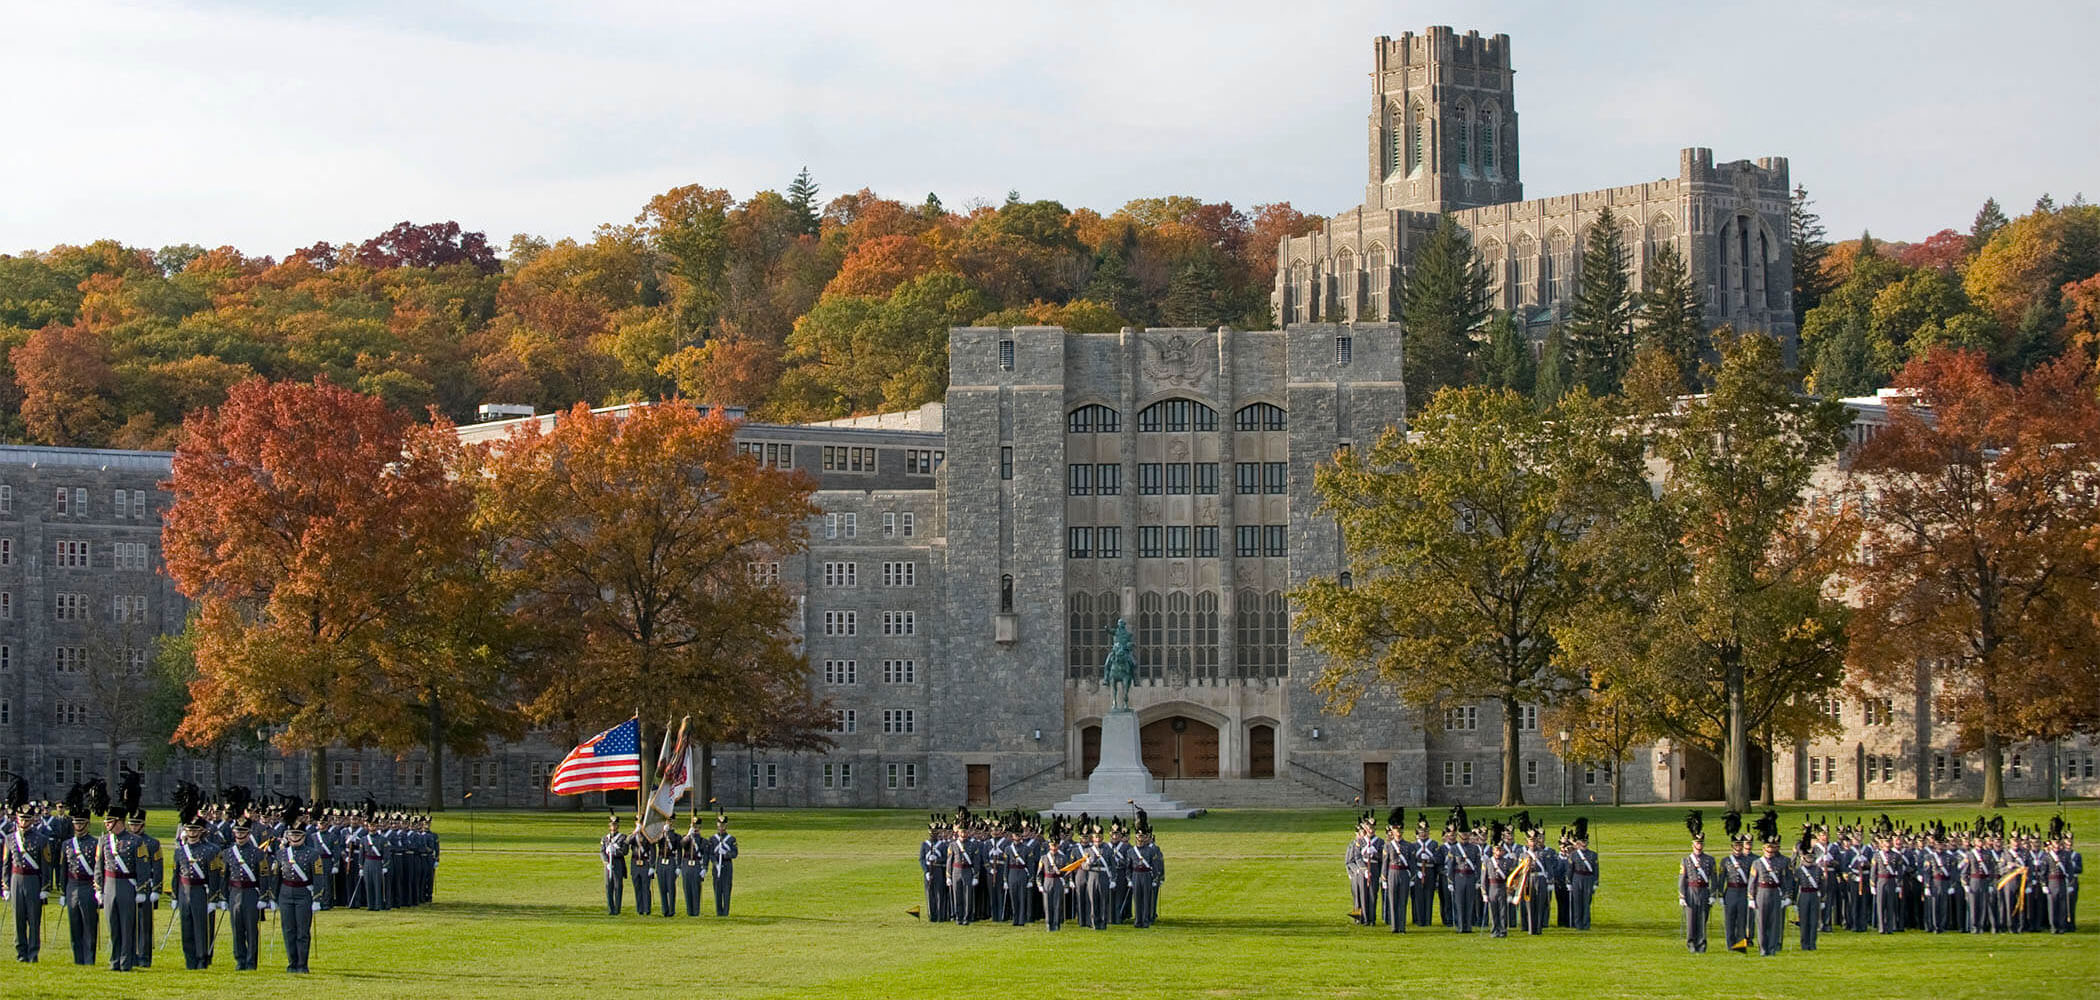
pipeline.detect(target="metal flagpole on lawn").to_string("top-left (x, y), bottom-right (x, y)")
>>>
top-left (634, 711), bottom-right (648, 843)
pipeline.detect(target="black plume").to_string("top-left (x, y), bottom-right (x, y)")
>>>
top-left (85, 778), bottom-right (110, 817)
top-left (223, 784), bottom-right (252, 818)
top-left (174, 780), bottom-right (204, 826)
top-left (1388, 806), bottom-right (1404, 829)
top-left (1573, 817), bottom-right (1588, 842)
top-left (1685, 809), bottom-right (1703, 838)
top-left (1722, 810), bottom-right (1742, 837)
top-left (3, 772), bottom-right (25, 813)
top-left (118, 766), bottom-right (143, 815)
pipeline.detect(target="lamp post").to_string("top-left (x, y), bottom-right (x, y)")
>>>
top-left (1558, 730), bottom-right (1571, 808)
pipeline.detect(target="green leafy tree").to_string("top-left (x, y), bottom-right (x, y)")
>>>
top-left (1637, 241), bottom-right (1706, 392)
top-left (1566, 208), bottom-right (1637, 396)
top-left (1294, 386), bottom-right (1647, 806)
top-left (1571, 332), bottom-right (1853, 813)
top-left (772, 271), bottom-right (988, 418)
top-left (1968, 197), bottom-right (2009, 255)
top-left (1533, 324), bottom-right (1568, 408)
top-left (1398, 215), bottom-right (1490, 409)
top-left (785, 167), bottom-right (821, 237)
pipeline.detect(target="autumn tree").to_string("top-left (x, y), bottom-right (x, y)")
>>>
top-left (1573, 332), bottom-right (1853, 812)
top-left (472, 401), bottom-right (830, 762)
top-left (352, 221), bottom-right (500, 273)
top-left (772, 271), bottom-right (987, 419)
top-left (1543, 680), bottom-right (1656, 806)
top-left (1294, 386), bottom-right (1647, 806)
top-left (163, 377), bottom-right (503, 800)
top-left (1840, 350), bottom-right (2100, 807)
top-left (13, 322), bottom-right (119, 445)
top-left (1398, 215), bottom-right (1491, 409)
top-left (1566, 207), bottom-right (1637, 396)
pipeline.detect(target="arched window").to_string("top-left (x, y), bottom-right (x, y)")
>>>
top-left (1546, 229), bottom-right (1573, 303)
top-left (1513, 233), bottom-right (1537, 306)
top-left (1066, 404), bottom-right (1120, 434)
top-left (1194, 592), bottom-right (1219, 679)
top-left (1138, 398), bottom-right (1218, 433)
top-left (1166, 591), bottom-right (1192, 676)
top-left (1478, 105), bottom-right (1497, 173)
top-left (1067, 592), bottom-right (1093, 675)
top-left (1137, 592), bottom-right (1164, 680)
top-left (1263, 591), bottom-right (1289, 676)
top-left (1235, 402), bottom-right (1287, 432)
top-left (1386, 104), bottom-right (1405, 179)
top-left (1646, 214), bottom-right (1677, 257)
top-left (1335, 247), bottom-right (1357, 319)
top-left (1410, 101), bottom-right (1427, 175)
top-left (1366, 245), bottom-right (1387, 320)
top-left (1479, 238), bottom-right (1505, 310)
top-left (1234, 588), bottom-right (1262, 678)
top-left (1455, 101), bottom-right (1472, 170)
top-left (1288, 258), bottom-right (1309, 323)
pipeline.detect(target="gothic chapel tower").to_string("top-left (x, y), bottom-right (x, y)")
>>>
top-left (1368, 28), bottom-right (1523, 214)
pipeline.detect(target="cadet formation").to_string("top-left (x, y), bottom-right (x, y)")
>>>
top-left (1, 771), bottom-right (441, 974)
top-left (597, 809), bottom-right (739, 918)
top-left (1677, 809), bottom-right (2082, 956)
top-left (1339, 807), bottom-right (1598, 939)
top-left (912, 808), bottom-right (1164, 931)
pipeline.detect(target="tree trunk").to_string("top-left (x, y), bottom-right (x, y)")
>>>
top-left (309, 745), bottom-right (327, 802)
top-left (1981, 729), bottom-right (2006, 809)
top-left (1724, 646), bottom-right (1750, 812)
top-left (425, 697), bottom-right (446, 812)
top-left (1611, 752), bottom-right (1625, 807)
top-left (1759, 724), bottom-right (1776, 807)
top-left (1498, 694), bottom-right (1525, 807)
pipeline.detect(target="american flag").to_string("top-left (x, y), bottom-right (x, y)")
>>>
top-left (549, 718), bottom-right (642, 795)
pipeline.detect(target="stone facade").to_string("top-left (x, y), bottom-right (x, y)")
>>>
top-left (1274, 27), bottom-right (1797, 352)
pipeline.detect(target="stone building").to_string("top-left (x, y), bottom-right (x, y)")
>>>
top-left (1273, 27), bottom-right (1797, 352)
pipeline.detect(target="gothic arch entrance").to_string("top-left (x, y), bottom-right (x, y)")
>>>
top-left (1140, 716), bottom-right (1219, 779)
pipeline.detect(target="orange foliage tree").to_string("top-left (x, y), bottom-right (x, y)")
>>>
top-left (1841, 350), bottom-right (2100, 806)
top-left (163, 377), bottom-right (508, 801)
top-left (471, 401), bottom-right (831, 801)
top-left (12, 322), bottom-right (118, 446)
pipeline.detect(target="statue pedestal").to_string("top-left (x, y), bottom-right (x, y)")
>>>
top-left (1048, 709), bottom-right (1201, 819)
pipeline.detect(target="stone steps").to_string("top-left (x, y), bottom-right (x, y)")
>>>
top-left (992, 776), bottom-right (1356, 813)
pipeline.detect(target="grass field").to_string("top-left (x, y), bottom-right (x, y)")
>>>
top-left (5, 800), bottom-right (2094, 999)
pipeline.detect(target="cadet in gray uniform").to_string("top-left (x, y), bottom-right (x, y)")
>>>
top-left (629, 827), bottom-right (654, 916)
top-left (1751, 827), bottom-right (1792, 957)
top-left (1792, 830), bottom-right (1823, 951)
top-left (1446, 824), bottom-right (1481, 933)
top-left (5, 780), bottom-right (52, 962)
top-left (1720, 823), bottom-right (1755, 952)
top-left (653, 828), bottom-right (678, 918)
top-left (357, 813), bottom-right (389, 911)
top-left (1873, 830), bottom-right (1907, 934)
top-left (170, 782), bottom-right (226, 971)
top-left (1378, 811), bottom-right (1412, 933)
top-left (1130, 813), bottom-right (1164, 929)
top-left (95, 805), bottom-right (145, 973)
top-left (223, 819), bottom-right (266, 971)
top-left (59, 786), bottom-right (101, 966)
top-left (680, 816), bottom-right (706, 916)
top-left (707, 813), bottom-right (738, 917)
top-left (126, 805), bottom-right (162, 969)
top-left (1345, 813), bottom-right (1377, 926)
top-left (1005, 819), bottom-right (1038, 926)
top-left (1480, 830), bottom-right (1512, 939)
top-left (275, 801), bottom-right (325, 974)
top-left (1037, 823), bottom-right (1070, 931)
top-left (600, 814), bottom-right (629, 915)
top-left (918, 818), bottom-right (947, 923)
top-left (944, 822), bottom-right (976, 925)
top-left (1565, 819), bottom-right (1599, 931)
top-left (1679, 814), bottom-right (1717, 954)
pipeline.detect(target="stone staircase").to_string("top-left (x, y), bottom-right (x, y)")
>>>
top-left (998, 777), bottom-right (1356, 813)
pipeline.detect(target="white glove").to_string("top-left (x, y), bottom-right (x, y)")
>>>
top-left (258, 899), bottom-right (268, 910)
top-left (136, 892), bottom-right (147, 903)
top-left (150, 892), bottom-right (161, 903)
top-left (310, 901), bottom-right (321, 912)
top-left (39, 891), bottom-right (49, 901)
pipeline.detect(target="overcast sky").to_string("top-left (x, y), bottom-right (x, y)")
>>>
top-left (4, 1), bottom-right (2095, 257)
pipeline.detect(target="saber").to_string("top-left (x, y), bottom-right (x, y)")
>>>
top-left (158, 896), bottom-right (179, 952)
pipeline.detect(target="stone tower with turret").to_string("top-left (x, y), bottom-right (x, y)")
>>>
top-left (1367, 27), bottom-right (1523, 215)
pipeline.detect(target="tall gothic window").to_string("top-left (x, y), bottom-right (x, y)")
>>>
top-left (1410, 102), bottom-right (1427, 175)
top-left (1194, 592), bottom-right (1219, 679)
top-left (1137, 592), bottom-right (1163, 680)
top-left (1335, 248), bottom-right (1357, 319)
top-left (1514, 233), bottom-right (1537, 306)
top-left (1366, 246), bottom-right (1387, 319)
top-left (1165, 592), bottom-right (1192, 676)
top-left (1456, 110), bottom-right (1470, 169)
top-left (1479, 112), bottom-right (1496, 172)
top-left (1546, 229), bottom-right (1573, 303)
top-left (1480, 239), bottom-right (1505, 310)
top-left (1387, 104), bottom-right (1405, 179)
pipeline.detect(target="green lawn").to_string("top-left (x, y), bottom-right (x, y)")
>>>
top-left (6, 801), bottom-right (2094, 999)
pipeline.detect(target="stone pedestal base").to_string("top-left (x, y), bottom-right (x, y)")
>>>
top-left (1048, 709), bottom-right (1201, 819)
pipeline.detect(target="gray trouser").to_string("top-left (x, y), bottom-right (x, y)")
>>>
top-left (1484, 886), bottom-right (1508, 936)
top-left (65, 881), bottom-right (98, 965)
top-left (1133, 875), bottom-right (1158, 928)
top-left (11, 871), bottom-right (44, 960)
top-left (229, 884), bottom-right (261, 969)
top-left (1447, 874), bottom-right (1476, 931)
top-left (132, 884), bottom-right (155, 966)
top-left (1569, 876), bottom-right (1596, 929)
top-left (177, 884), bottom-right (213, 968)
top-left (712, 864), bottom-right (734, 917)
top-left (1041, 878), bottom-right (1065, 930)
top-left (1722, 889), bottom-right (1751, 948)
top-left (682, 867), bottom-right (704, 916)
top-left (1879, 878), bottom-right (1905, 932)
top-left (947, 871), bottom-right (973, 924)
top-left (1383, 874), bottom-right (1408, 931)
top-left (1684, 895), bottom-right (1711, 951)
top-left (632, 871), bottom-right (651, 915)
top-left (277, 885), bottom-right (313, 972)
top-left (656, 864), bottom-right (676, 917)
top-left (1007, 872), bottom-right (1032, 925)
top-left (1755, 887), bottom-right (1786, 955)
top-left (605, 869), bottom-right (623, 915)
top-left (1797, 890), bottom-right (1820, 949)
top-left (363, 862), bottom-right (387, 911)
top-left (103, 877), bottom-right (138, 970)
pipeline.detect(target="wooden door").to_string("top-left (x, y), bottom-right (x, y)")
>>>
top-left (966, 764), bottom-right (990, 807)
top-left (1080, 726), bottom-right (1101, 777)
top-left (1140, 719), bottom-right (1175, 776)
top-left (1183, 723), bottom-right (1219, 778)
top-left (1248, 725), bottom-right (1275, 778)
top-left (1362, 762), bottom-right (1389, 805)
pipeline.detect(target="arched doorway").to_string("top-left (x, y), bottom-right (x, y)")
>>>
top-left (1140, 716), bottom-right (1219, 779)
top-left (1247, 724), bottom-right (1276, 778)
top-left (1080, 725), bottom-right (1101, 777)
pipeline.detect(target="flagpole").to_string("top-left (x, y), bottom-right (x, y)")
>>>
top-left (633, 711), bottom-right (647, 837)
top-left (685, 715), bottom-right (697, 823)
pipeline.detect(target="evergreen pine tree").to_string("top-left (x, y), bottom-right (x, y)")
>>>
top-left (1789, 185), bottom-right (1833, 328)
top-left (1857, 230), bottom-right (1879, 260)
top-left (1164, 253), bottom-right (1225, 328)
top-left (1084, 243), bottom-right (1144, 325)
top-left (1637, 241), bottom-right (1707, 393)
top-left (922, 192), bottom-right (944, 219)
top-left (2035, 193), bottom-right (2056, 214)
top-left (785, 167), bottom-right (821, 236)
top-left (1533, 325), bottom-right (1568, 409)
top-left (1968, 197), bottom-right (2009, 254)
top-left (1805, 318), bottom-right (1876, 398)
top-left (1398, 215), bottom-right (1491, 409)
top-left (1476, 311), bottom-right (1535, 397)
top-left (1565, 207), bottom-right (1636, 396)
